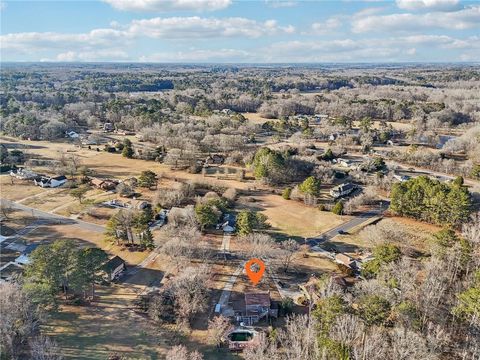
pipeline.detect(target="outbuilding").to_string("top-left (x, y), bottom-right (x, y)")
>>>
top-left (103, 256), bottom-right (126, 281)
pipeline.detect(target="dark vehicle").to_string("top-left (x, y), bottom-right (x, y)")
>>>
top-left (306, 239), bottom-right (319, 247)
top-left (338, 230), bottom-right (348, 235)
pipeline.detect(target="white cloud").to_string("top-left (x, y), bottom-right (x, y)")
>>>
top-left (0, 29), bottom-right (131, 52)
top-left (264, 0), bottom-right (298, 8)
top-left (311, 18), bottom-right (342, 34)
top-left (0, 16), bottom-right (295, 60)
top-left (56, 50), bottom-right (129, 61)
top-left (352, 5), bottom-right (480, 33)
top-left (103, 0), bottom-right (231, 12)
top-left (262, 34), bottom-right (480, 62)
top-left (128, 16), bottom-right (295, 38)
top-left (396, 0), bottom-right (461, 12)
top-left (0, 15), bottom-right (295, 61)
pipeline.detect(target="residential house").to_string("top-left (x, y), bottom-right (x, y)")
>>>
top-left (34, 175), bottom-right (67, 188)
top-left (243, 292), bottom-right (277, 325)
top-left (0, 262), bottom-right (24, 283)
top-left (205, 154), bottom-right (225, 166)
top-left (103, 256), bottom-right (126, 281)
top-left (311, 114), bottom-right (329, 124)
top-left (90, 177), bottom-right (119, 191)
top-left (66, 130), bottom-right (79, 139)
top-left (393, 174), bottom-right (411, 182)
top-left (10, 168), bottom-right (38, 180)
top-left (126, 199), bottom-right (149, 210)
top-left (103, 122), bottom-right (114, 132)
top-left (335, 253), bottom-right (354, 268)
top-left (337, 158), bottom-right (353, 168)
top-left (15, 243), bottom-right (41, 265)
top-left (217, 213), bottom-right (236, 233)
top-left (335, 253), bottom-right (361, 273)
top-left (330, 183), bottom-right (355, 198)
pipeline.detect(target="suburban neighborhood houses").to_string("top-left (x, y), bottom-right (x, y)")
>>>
top-left (1, 6), bottom-right (480, 356)
top-left (1, 62), bottom-right (479, 360)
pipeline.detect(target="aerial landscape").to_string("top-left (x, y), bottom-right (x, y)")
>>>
top-left (0, 0), bottom-right (479, 359)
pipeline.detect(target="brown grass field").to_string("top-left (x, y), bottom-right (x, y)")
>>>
top-left (242, 112), bottom-right (277, 124)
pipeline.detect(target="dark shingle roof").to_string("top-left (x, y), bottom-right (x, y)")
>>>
top-left (103, 256), bottom-right (125, 272)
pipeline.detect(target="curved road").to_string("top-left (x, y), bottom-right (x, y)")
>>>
top-left (309, 201), bottom-right (390, 243)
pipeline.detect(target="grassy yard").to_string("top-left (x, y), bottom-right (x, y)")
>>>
top-left (43, 283), bottom-right (167, 360)
top-left (253, 194), bottom-right (347, 239)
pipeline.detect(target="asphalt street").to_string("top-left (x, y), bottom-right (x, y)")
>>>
top-left (0, 198), bottom-right (105, 233)
top-left (310, 201), bottom-right (390, 243)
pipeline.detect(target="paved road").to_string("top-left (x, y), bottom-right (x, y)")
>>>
top-left (0, 198), bottom-right (105, 233)
top-left (309, 201), bottom-right (390, 243)
top-left (387, 160), bottom-right (479, 189)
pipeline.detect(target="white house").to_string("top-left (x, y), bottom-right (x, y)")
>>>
top-left (34, 175), bottom-right (67, 188)
top-left (330, 183), bottom-right (355, 198)
top-left (66, 131), bottom-right (79, 139)
top-left (393, 174), bottom-right (411, 182)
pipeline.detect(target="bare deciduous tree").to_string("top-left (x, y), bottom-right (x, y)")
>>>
top-left (207, 315), bottom-right (233, 348)
top-left (278, 315), bottom-right (319, 360)
top-left (242, 232), bottom-right (277, 260)
top-left (278, 239), bottom-right (300, 273)
top-left (0, 283), bottom-right (40, 359)
top-left (29, 335), bottom-right (63, 360)
top-left (165, 345), bottom-right (203, 360)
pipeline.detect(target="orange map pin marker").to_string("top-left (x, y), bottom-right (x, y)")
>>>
top-left (245, 258), bottom-right (265, 286)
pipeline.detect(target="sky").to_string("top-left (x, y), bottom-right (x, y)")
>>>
top-left (0, 0), bottom-right (479, 63)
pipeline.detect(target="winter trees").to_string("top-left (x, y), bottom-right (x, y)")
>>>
top-left (149, 266), bottom-right (210, 327)
top-left (0, 283), bottom-right (40, 359)
top-left (207, 315), bottom-right (233, 348)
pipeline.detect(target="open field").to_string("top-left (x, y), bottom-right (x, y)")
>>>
top-left (242, 112), bottom-right (277, 124)
top-left (0, 176), bottom-right (46, 201)
top-left (247, 194), bottom-right (347, 239)
top-left (43, 283), bottom-right (165, 360)
top-left (324, 215), bottom-right (438, 257)
top-left (352, 120), bottom-right (413, 132)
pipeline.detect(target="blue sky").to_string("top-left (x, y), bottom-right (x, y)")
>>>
top-left (1, 0), bottom-right (479, 62)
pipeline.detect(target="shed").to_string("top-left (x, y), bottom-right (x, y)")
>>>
top-left (103, 256), bottom-right (126, 281)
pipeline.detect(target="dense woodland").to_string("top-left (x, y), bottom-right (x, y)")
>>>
top-left (1, 64), bottom-right (479, 175)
